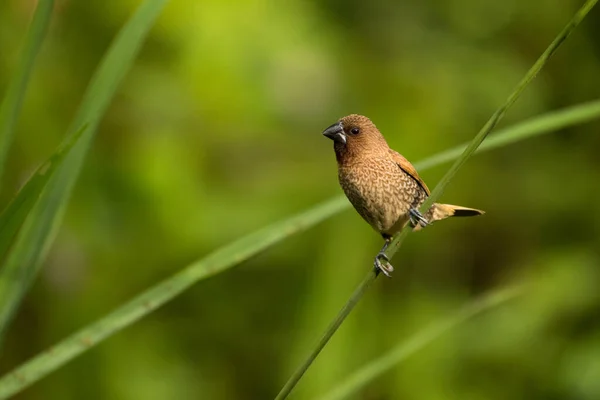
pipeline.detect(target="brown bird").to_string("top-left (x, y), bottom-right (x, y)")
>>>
top-left (322, 114), bottom-right (484, 277)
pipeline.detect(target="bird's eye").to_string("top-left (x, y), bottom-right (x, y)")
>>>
top-left (350, 127), bottom-right (360, 135)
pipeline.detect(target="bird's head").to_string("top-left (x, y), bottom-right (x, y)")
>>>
top-left (322, 114), bottom-right (389, 162)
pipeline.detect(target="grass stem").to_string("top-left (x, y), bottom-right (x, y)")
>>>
top-left (274, 1), bottom-right (597, 398)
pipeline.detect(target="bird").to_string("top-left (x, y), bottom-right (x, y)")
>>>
top-left (322, 114), bottom-right (484, 277)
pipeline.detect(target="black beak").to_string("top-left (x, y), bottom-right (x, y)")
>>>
top-left (322, 122), bottom-right (346, 145)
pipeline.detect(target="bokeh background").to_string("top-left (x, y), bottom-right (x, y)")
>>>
top-left (1, 0), bottom-right (600, 399)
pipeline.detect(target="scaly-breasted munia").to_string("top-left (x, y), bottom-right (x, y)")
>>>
top-left (323, 114), bottom-right (483, 276)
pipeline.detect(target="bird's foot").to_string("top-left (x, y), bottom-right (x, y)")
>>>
top-left (409, 208), bottom-right (429, 228)
top-left (374, 252), bottom-right (394, 278)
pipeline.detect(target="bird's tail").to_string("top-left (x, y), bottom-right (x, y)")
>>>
top-left (431, 203), bottom-right (485, 222)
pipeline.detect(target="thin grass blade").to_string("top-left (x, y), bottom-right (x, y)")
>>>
top-left (0, 0), bottom-right (169, 340)
top-left (316, 287), bottom-right (524, 400)
top-left (276, 1), bottom-right (598, 397)
top-left (0, 196), bottom-right (347, 399)
top-left (0, 0), bottom-right (54, 182)
top-left (0, 125), bottom-right (87, 267)
top-left (416, 99), bottom-right (600, 171)
top-left (0, 98), bottom-right (599, 398)
top-left (388, 0), bottom-right (598, 256)
top-left (0, 124), bottom-right (87, 332)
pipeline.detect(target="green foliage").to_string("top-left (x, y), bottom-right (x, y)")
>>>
top-left (0, 0), bottom-right (599, 399)
top-left (0, 125), bottom-right (87, 343)
top-left (390, 0), bottom-right (599, 256)
top-left (317, 286), bottom-right (523, 400)
top-left (0, 0), bottom-right (53, 181)
top-left (415, 99), bottom-right (600, 170)
top-left (0, 0), bottom-right (168, 342)
top-left (1, 99), bottom-right (599, 398)
top-left (0, 197), bottom-right (346, 399)
top-left (277, 1), bottom-right (597, 397)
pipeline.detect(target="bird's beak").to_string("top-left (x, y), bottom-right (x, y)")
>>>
top-left (322, 122), bottom-right (346, 145)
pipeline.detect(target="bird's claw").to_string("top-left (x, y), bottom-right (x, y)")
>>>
top-left (374, 251), bottom-right (394, 278)
top-left (409, 208), bottom-right (429, 228)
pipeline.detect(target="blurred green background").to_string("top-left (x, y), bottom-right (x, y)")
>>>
top-left (2, 0), bottom-right (600, 399)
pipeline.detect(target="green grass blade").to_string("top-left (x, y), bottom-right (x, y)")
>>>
top-left (0, 0), bottom-right (168, 340)
top-left (0, 125), bottom-right (87, 266)
top-left (388, 0), bottom-right (598, 258)
top-left (276, 1), bottom-right (597, 396)
top-left (415, 99), bottom-right (600, 171)
top-left (415, 0), bottom-right (598, 216)
top-left (0, 100), bottom-right (598, 399)
top-left (0, 196), bottom-right (347, 400)
top-left (0, 0), bottom-right (54, 181)
top-left (66, 0), bottom-right (168, 138)
top-left (316, 287), bottom-right (524, 400)
top-left (0, 124), bottom-right (87, 331)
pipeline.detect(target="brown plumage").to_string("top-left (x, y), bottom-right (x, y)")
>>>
top-left (322, 114), bottom-right (484, 276)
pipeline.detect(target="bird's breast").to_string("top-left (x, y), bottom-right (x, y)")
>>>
top-left (338, 159), bottom-right (425, 235)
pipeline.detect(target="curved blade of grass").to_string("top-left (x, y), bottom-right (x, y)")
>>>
top-left (0, 0), bottom-right (168, 341)
top-left (415, 99), bottom-right (600, 171)
top-left (0, 125), bottom-right (87, 267)
top-left (275, 1), bottom-right (597, 398)
top-left (316, 286), bottom-right (524, 400)
top-left (0, 196), bottom-right (347, 400)
top-left (0, 0), bottom-right (54, 182)
top-left (389, 0), bottom-right (599, 257)
top-left (0, 99), bottom-right (599, 399)
top-left (0, 124), bottom-right (87, 334)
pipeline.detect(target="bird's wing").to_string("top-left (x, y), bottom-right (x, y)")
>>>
top-left (389, 149), bottom-right (430, 196)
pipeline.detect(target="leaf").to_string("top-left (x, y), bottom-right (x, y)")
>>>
top-left (0, 0), bottom-right (54, 182)
top-left (0, 195), bottom-right (348, 400)
top-left (0, 99), bottom-right (599, 399)
top-left (315, 287), bottom-right (523, 400)
top-left (0, 125), bottom-right (88, 266)
top-left (276, 0), bottom-right (598, 393)
top-left (415, 99), bottom-right (600, 171)
top-left (0, 0), bottom-right (169, 341)
top-left (0, 124), bottom-right (87, 330)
